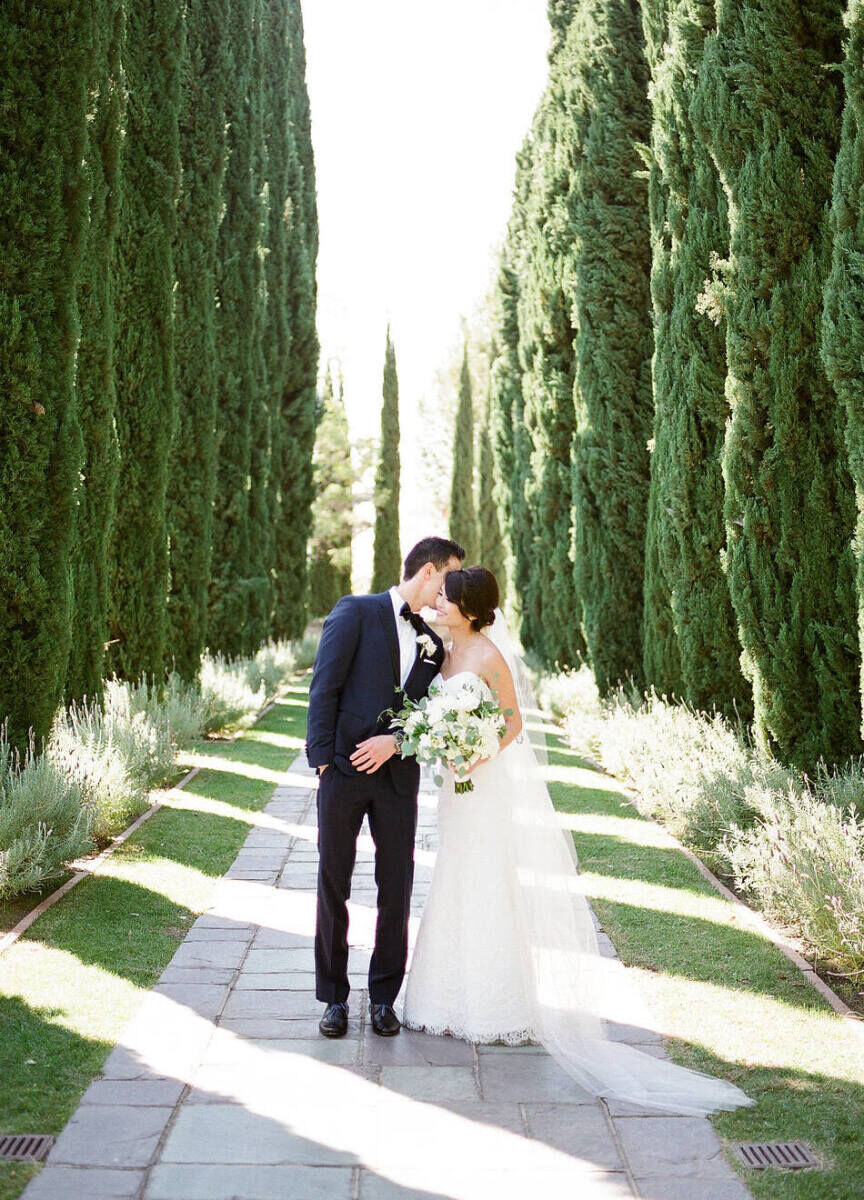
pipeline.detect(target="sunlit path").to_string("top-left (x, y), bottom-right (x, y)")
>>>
top-left (22, 756), bottom-right (753, 1200)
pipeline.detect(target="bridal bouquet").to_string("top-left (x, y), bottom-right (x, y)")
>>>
top-left (388, 677), bottom-right (507, 793)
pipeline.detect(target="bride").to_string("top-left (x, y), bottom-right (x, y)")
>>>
top-left (401, 565), bottom-right (753, 1116)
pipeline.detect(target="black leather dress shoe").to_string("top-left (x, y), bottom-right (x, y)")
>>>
top-left (319, 1002), bottom-right (349, 1038)
top-left (370, 1003), bottom-right (401, 1036)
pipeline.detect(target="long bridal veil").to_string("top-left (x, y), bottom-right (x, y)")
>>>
top-left (483, 609), bottom-right (753, 1115)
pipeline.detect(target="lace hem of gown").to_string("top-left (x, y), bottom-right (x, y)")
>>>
top-left (401, 1016), bottom-right (536, 1047)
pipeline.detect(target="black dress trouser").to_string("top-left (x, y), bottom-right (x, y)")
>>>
top-left (315, 764), bottom-right (418, 1005)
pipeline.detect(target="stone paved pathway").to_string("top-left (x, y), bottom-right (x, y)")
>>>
top-left (23, 755), bottom-right (754, 1200)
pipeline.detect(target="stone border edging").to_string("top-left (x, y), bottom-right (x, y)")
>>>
top-left (0, 698), bottom-right (279, 959)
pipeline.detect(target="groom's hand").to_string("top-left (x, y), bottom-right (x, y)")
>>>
top-left (350, 735), bottom-right (398, 773)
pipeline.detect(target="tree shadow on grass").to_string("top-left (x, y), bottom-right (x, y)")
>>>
top-left (198, 737), bottom-right (302, 773)
top-left (547, 779), bottom-right (639, 818)
top-left (118, 805), bottom-right (259, 878)
top-left (573, 827), bottom-right (719, 897)
top-left (20, 875), bottom-right (198, 990)
top-left (180, 769), bottom-right (281, 812)
top-left (0, 994), bottom-right (112, 1133)
top-left (546, 742), bottom-right (598, 770)
top-left (588, 895), bottom-right (833, 1016)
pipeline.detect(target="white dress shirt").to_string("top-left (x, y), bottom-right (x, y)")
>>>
top-left (389, 586), bottom-right (419, 687)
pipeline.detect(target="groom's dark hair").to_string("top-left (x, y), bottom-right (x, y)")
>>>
top-left (403, 536), bottom-right (465, 580)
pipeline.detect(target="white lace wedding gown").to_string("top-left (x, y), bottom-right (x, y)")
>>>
top-left (401, 669), bottom-right (754, 1116)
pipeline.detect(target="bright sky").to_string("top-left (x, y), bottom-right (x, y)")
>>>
top-left (302, 0), bottom-right (549, 567)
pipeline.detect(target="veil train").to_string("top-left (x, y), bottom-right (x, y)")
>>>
top-left (481, 608), bottom-right (753, 1116)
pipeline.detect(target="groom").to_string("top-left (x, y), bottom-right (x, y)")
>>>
top-left (305, 536), bottom-right (465, 1037)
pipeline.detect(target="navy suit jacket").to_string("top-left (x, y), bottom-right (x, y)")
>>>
top-left (305, 591), bottom-right (445, 795)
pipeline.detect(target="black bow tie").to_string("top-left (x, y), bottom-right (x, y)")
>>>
top-left (400, 601), bottom-right (425, 635)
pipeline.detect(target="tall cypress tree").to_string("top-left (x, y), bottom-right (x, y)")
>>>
top-left (491, 141), bottom-right (556, 651)
top-left (308, 367), bottom-right (353, 615)
top-left (694, 0), bottom-right (859, 768)
top-left (489, 247), bottom-right (520, 605)
top-left (640, 0), bottom-right (749, 716)
top-left (0, 1), bottom-right (92, 748)
top-left (109, 0), bottom-right (183, 680)
top-left (66, 0), bottom-right (124, 705)
top-left (244, 0), bottom-right (273, 652)
top-left (639, 0), bottom-right (685, 701)
top-left (823, 0), bottom-right (864, 743)
top-left (371, 327), bottom-right (402, 591)
top-left (564, 0), bottom-right (653, 694)
top-left (208, 0), bottom-right (257, 657)
top-left (517, 90), bottom-right (583, 669)
top-left (167, 0), bottom-right (228, 679)
top-left (449, 343), bottom-right (478, 556)
top-left (262, 0), bottom-right (294, 641)
top-left (477, 367), bottom-right (506, 593)
top-left (272, 0), bottom-right (319, 638)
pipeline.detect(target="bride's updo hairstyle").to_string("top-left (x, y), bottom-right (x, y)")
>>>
top-left (444, 566), bottom-right (499, 632)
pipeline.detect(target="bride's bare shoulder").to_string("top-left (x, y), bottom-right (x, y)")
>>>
top-left (475, 637), bottom-right (510, 682)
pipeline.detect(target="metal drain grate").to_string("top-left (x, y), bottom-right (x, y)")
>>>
top-left (0, 1134), bottom-right (55, 1162)
top-left (734, 1142), bottom-right (819, 1170)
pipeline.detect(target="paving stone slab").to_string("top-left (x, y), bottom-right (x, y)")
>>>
top-left (160, 1104), bottom-right (369, 1165)
top-left (169, 940), bottom-right (248, 970)
top-left (224, 868), bottom-right (280, 882)
top-left (22, 1166), bottom-right (145, 1199)
top-left (217, 1017), bottom-right (325, 1039)
top-left (80, 1079), bottom-right (186, 1107)
top-left (184, 926), bottom-right (255, 942)
top-left (201, 1037), bottom-right (361, 1067)
top-left (99, 1047), bottom-right (172, 1082)
top-left (478, 1051), bottom-right (594, 1103)
top-left (151, 983), bottom-right (229, 1020)
top-left (358, 1166), bottom-right (635, 1200)
top-left (233, 848), bottom-right (289, 862)
top-left (241, 833), bottom-right (297, 849)
top-left (613, 1116), bottom-right (737, 1179)
top-left (234, 971), bottom-right (317, 990)
top-left (362, 1028), bottom-right (474, 1067)
top-left (377, 1065), bottom-right (480, 1103)
top-left (49, 1105), bottom-right (173, 1167)
top-left (158, 966), bottom-right (236, 986)
top-left (522, 1103), bottom-right (621, 1168)
top-left (186, 1056), bottom-right (362, 1104)
top-left (221, 988), bottom-right (319, 1019)
top-left (366, 1101), bottom-right (528, 1171)
top-left (250, 928), bottom-right (315, 949)
top-left (244, 947), bottom-right (317, 972)
top-left (192, 917), bottom-right (256, 932)
top-left (635, 1178), bottom-right (753, 1200)
top-left (144, 1163), bottom-right (354, 1199)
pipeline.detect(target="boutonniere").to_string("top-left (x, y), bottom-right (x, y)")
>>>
top-left (416, 633), bottom-right (437, 662)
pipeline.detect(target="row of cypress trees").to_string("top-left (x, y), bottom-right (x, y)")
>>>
top-left (0, 0), bottom-right (319, 751)
top-left (490, 0), bottom-right (864, 772)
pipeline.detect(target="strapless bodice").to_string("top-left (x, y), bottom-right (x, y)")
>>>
top-left (431, 670), bottom-right (492, 699)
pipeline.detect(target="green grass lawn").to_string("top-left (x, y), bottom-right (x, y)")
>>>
top-left (545, 734), bottom-right (864, 1199)
top-left (0, 679), bottom-right (311, 1200)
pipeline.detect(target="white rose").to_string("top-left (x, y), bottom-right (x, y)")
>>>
top-left (450, 688), bottom-right (479, 713)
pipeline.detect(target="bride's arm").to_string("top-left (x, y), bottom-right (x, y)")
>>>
top-left (485, 649), bottom-right (522, 753)
top-left (461, 645), bottom-right (523, 777)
